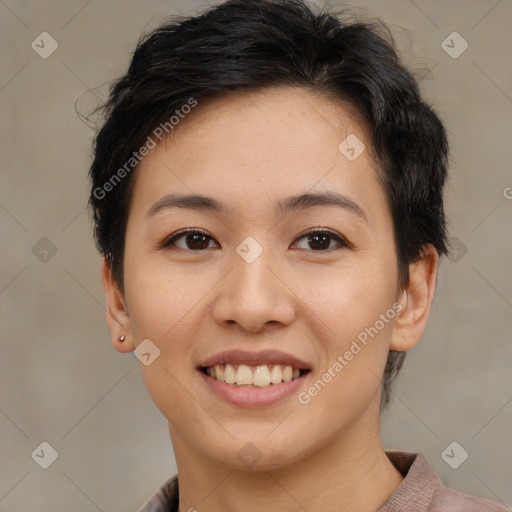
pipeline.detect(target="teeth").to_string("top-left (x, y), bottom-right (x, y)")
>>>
top-left (205, 363), bottom-right (305, 387)
top-left (270, 365), bottom-right (282, 384)
top-left (224, 363), bottom-right (236, 384)
top-left (235, 364), bottom-right (253, 385)
top-left (214, 364), bottom-right (224, 382)
top-left (253, 365), bottom-right (271, 387)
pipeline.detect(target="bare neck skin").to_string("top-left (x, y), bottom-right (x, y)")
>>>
top-left (171, 397), bottom-right (404, 512)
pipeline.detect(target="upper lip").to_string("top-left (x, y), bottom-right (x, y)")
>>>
top-left (198, 349), bottom-right (312, 370)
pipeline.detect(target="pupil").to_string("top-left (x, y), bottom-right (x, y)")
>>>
top-left (188, 233), bottom-right (209, 249)
top-left (310, 233), bottom-right (329, 250)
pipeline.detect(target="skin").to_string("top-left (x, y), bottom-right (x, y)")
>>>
top-left (101, 86), bottom-right (439, 512)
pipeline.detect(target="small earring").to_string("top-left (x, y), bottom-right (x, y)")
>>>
top-left (119, 335), bottom-right (125, 342)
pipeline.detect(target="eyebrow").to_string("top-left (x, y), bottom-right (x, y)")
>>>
top-left (145, 191), bottom-right (368, 222)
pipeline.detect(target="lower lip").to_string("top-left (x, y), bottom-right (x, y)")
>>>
top-left (198, 370), bottom-right (310, 408)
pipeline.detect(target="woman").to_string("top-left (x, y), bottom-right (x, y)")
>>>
top-left (88, 0), bottom-right (509, 510)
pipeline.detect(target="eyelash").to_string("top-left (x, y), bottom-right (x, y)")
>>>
top-left (159, 228), bottom-right (351, 252)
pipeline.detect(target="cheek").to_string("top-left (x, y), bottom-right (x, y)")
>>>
top-left (124, 251), bottom-right (194, 339)
top-left (297, 289), bottom-right (397, 427)
top-left (124, 256), bottom-right (208, 419)
top-left (291, 253), bottom-right (399, 407)
top-left (293, 254), bottom-right (398, 336)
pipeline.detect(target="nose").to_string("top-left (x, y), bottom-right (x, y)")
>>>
top-left (210, 245), bottom-right (296, 333)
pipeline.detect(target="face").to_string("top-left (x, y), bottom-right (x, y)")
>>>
top-left (116, 86), bottom-right (407, 470)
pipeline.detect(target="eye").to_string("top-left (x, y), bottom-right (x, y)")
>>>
top-left (292, 229), bottom-right (350, 252)
top-left (160, 229), bottom-right (218, 251)
top-left (160, 228), bottom-right (350, 252)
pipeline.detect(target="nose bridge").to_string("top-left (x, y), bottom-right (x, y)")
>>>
top-left (211, 234), bottom-right (295, 331)
top-left (238, 240), bottom-right (271, 283)
top-left (231, 234), bottom-right (278, 304)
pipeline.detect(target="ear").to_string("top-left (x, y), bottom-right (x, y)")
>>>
top-left (390, 244), bottom-right (439, 352)
top-left (101, 257), bottom-right (136, 353)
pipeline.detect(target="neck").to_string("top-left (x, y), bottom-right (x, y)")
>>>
top-left (170, 411), bottom-right (404, 512)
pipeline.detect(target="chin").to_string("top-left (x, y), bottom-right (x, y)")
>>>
top-left (202, 430), bottom-right (316, 472)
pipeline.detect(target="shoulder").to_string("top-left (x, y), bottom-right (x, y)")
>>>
top-left (381, 451), bottom-right (509, 512)
top-left (431, 485), bottom-right (510, 511)
top-left (136, 474), bottom-right (179, 512)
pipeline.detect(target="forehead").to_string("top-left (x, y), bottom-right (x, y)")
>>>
top-left (130, 86), bottom-right (385, 223)
top-left (166, 86), bottom-right (366, 164)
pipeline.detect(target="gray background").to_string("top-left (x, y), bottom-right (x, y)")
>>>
top-left (1, 0), bottom-right (511, 510)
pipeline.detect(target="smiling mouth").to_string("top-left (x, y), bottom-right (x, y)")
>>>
top-left (200, 363), bottom-right (310, 388)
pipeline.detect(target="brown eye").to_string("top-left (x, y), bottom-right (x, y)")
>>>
top-left (160, 228), bottom-right (349, 252)
top-left (161, 230), bottom-right (217, 251)
top-left (293, 230), bottom-right (349, 252)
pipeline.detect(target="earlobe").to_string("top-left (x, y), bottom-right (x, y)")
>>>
top-left (101, 257), bottom-right (136, 353)
top-left (389, 245), bottom-right (439, 352)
